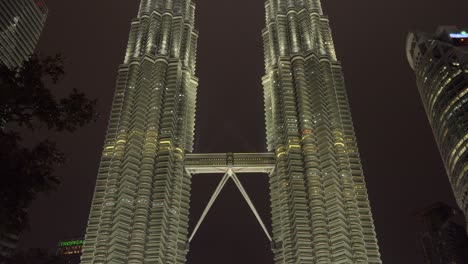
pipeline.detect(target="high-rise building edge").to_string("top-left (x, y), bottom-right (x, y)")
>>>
top-left (81, 0), bottom-right (382, 263)
top-left (0, 0), bottom-right (47, 69)
top-left (0, 0), bottom-right (47, 261)
top-left (407, 26), bottom-right (468, 230)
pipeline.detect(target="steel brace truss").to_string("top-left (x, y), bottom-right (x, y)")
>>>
top-left (185, 167), bottom-right (274, 243)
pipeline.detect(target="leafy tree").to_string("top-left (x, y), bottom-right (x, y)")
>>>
top-left (0, 54), bottom-right (96, 131)
top-left (0, 55), bottom-right (98, 235)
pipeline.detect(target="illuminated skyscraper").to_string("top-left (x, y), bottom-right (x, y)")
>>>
top-left (407, 26), bottom-right (468, 229)
top-left (81, 0), bottom-right (198, 263)
top-left (0, 0), bottom-right (47, 68)
top-left (261, 1), bottom-right (381, 263)
top-left (82, 0), bottom-right (382, 263)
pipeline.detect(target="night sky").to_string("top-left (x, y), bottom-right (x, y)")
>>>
top-left (17, 0), bottom-right (468, 263)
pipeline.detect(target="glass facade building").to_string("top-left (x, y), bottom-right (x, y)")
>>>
top-left (407, 26), bottom-right (468, 230)
top-left (0, 0), bottom-right (47, 69)
top-left (82, 0), bottom-right (382, 263)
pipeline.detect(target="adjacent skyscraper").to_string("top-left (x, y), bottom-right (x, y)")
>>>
top-left (407, 26), bottom-right (468, 229)
top-left (82, 0), bottom-right (382, 263)
top-left (0, 1), bottom-right (47, 260)
top-left (419, 203), bottom-right (468, 264)
top-left (0, 0), bottom-right (47, 68)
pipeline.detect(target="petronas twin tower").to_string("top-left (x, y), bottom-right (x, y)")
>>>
top-left (81, 0), bottom-right (382, 263)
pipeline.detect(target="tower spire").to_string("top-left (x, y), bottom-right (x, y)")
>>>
top-left (308, 0), bottom-right (324, 14)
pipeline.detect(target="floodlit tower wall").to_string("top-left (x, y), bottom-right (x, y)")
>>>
top-left (261, 0), bottom-right (382, 263)
top-left (81, 0), bottom-right (198, 263)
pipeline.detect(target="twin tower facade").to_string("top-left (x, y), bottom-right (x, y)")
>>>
top-left (81, 0), bottom-right (382, 263)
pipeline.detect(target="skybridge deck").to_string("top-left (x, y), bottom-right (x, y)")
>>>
top-left (185, 152), bottom-right (275, 174)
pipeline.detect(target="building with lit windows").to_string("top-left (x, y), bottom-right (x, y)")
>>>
top-left (419, 203), bottom-right (468, 264)
top-left (0, 0), bottom-right (47, 69)
top-left (261, 1), bottom-right (381, 262)
top-left (56, 238), bottom-right (84, 264)
top-left (407, 26), bottom-right (468, 230)
top-left (81, 0), bottom-right (382, 263)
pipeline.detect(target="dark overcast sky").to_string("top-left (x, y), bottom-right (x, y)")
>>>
top-left (18, 0), bottom-right (468, 263)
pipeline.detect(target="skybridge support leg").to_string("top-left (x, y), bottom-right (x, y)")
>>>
top-left (188, 169), bottom-right (272, 243)
top-left (229, 171), bottom-right (272, 242)
top-left (188, 171), bottom-right (230, 242)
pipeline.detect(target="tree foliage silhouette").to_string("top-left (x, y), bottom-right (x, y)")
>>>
top-left (0, 55), bottom-right (98, 235)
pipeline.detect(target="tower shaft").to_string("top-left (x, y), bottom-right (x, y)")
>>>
top-left (262, 1), bottom-right (382, 263)
top-left (81, 1), bottom-right (198, 263)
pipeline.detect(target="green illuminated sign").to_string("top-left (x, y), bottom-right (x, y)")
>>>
top-left (59, 240), bottom-right (84, 247)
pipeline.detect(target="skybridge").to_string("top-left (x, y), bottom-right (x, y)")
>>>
top-left (185, 152), bottom-right (276, 174)
top-left (184, 152), bottom-right (276, 244)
